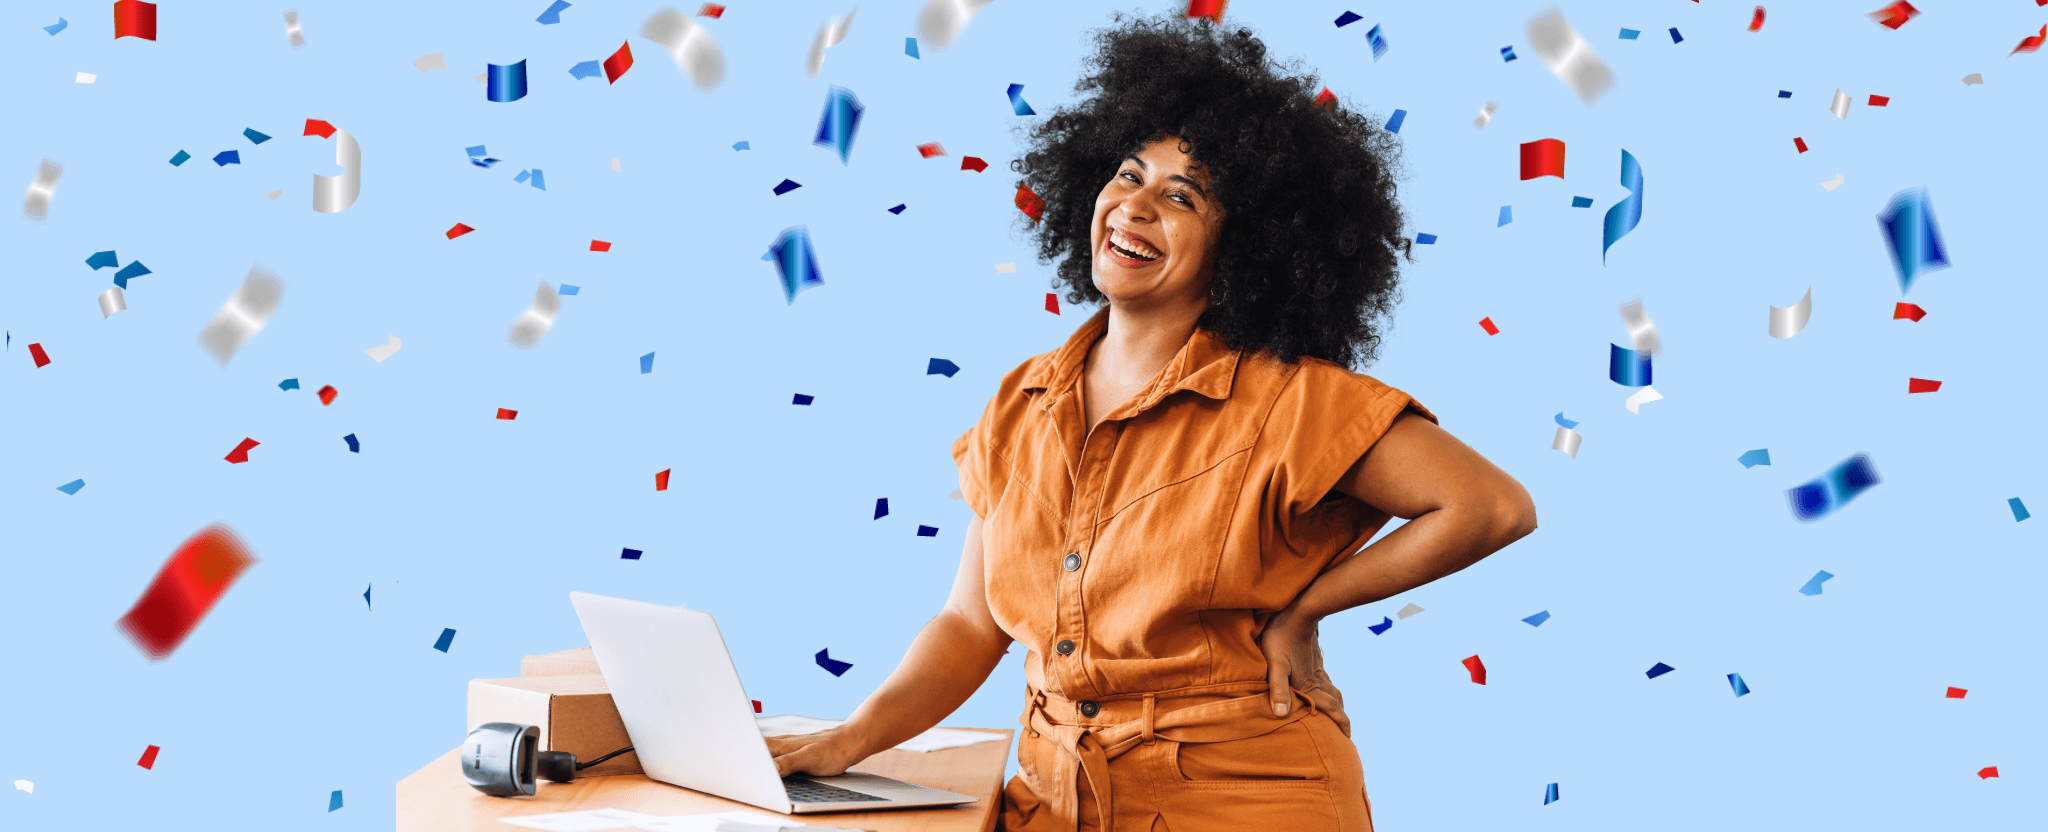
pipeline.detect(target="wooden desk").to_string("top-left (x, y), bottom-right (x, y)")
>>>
top-left (398, 728), bottom-right (1014, 832)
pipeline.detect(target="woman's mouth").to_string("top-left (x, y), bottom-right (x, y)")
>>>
top-left (1106, 228), bottom-right (1161, 263)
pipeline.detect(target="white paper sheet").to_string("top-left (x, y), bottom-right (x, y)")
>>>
top-left (755, 714), bottom-right (1004, 753)
top-left (500, 807), bottom-right (665, 832)
top-left (630, 810), bottom-right (804, 832)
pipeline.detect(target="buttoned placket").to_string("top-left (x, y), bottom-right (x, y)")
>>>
top-left (1050, 387), bottom-right (1124, 707)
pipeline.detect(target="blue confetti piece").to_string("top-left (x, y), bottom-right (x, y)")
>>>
top-left (86, 250), bottom-right (119, 270)
top-left (168, 150), bottom-right (190, 166)
top-left (1727, 673), bottom-right (1750, 697)
top-left (905, 37), bottom-right (919, 58)
top-left (1415, 233), bottom-right (1437, 245)
top-left (1522, 610), bottom-right (1550, 627)
top-left (56, 479), bottom-right (85, 495)
top-left (113, 261), bottom-right (151, 290)
top-left (344, 433), bottom-right (359, 453)
top-left (569, 60), bottom-right (604, 80)
top-left (1777, 90), bottom-right (1793, 99)
top-left (773, 179), bottom-right (802, 196)
top-left (536, 0), bottom-right (571, 25)
top-left (433, 628), bottom-right (456, 653)
top-left (916, 525), bottom-right (938, 537)
top-left (793, 393), bottom-right (814, 405)
top-left (279, 378), bottom-right (300, 391)
top-left (1501, 46), bottom-right (1517, 62)
top-left (812, 86), bottom-right (864, 165)
top-left (528, 169), bottom-right (545, 191)
top-left (733, 141), bottom-right (750, 151)
top-left (1498, 205), bottom-right (1513, 227)
top-left (640, 352), bottom-right (654, 374)
top-left (488, 60), bottom-right (529, 103)
top-left (1553, 412), bottom-right (1578, 429)
top-left (888, 204), bottom-right (906, 214)
top-left (621, 548), bottom-right (642, 560)
top-left (1367, 616), bottom-right (1393, 635)
top-left (816, 648), bottom-right (853, 676)
top-left (1385, 108), bottom-right (1406, 133)
top-left (769, 225), bottom-right (824, 304)
top-left (1602, 150), bottom-right (1644, 263)
top-left (1544, 783), bottom-right (1559, 805)
top-left (329, 790), bottom-right (343, 812)
top-left (1007, 83), bottom-right (1035, 116)
top-left (1609, 344), bottom-right (1652, 387)
top-left (44, 17), bottom-right (68, 36)
top-left (1619, 28), bottom-right (1640, 39)
top-left (514, 170), bottom-right (531, 184)
top-left (559, 285), bottom-right (579, 295)
top-left (1787, 453), bottom-right (1881, 522)
top-left (244, 128), bottom-right (271, 145)
top-left (874, 498), bottom-right (889, 519)
top-left (927, 358), bottom-right (960, 377)
top-left (214, 150), bottom-right (241, 166)
top-left (1646, 662), bottom-right (1674, 679)
top-left (1571, 196), bottom-right (1593, 208)
top-left (364, 583), bottom-right (371, 611)
top-left (1737, 449), bottom-right (1771, 468)
top-left (1798, 570), bottom-right (1834, 596)
top-left (465, 145), bottom-right (488, 158)
top-left (1334, 11), bottom-right (1361, 27)
top-left (1669, 27), bottom-right (1683, 44)
top-left (1367, 23), bottom-right (1387, 60)
top-left (2011, 497), bottom-right (2031, 522)
top-left (1877, 187), bottom-right (1950, 295)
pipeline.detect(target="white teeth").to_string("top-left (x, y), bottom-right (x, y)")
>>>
top-left (1110, 229), bottom-right (1159, 259)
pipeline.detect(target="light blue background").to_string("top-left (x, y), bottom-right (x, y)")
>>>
top-left (3, 1), bottom-right (2041, 829)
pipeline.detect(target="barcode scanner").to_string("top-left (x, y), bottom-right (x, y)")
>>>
top-left (461, 722), bottom-right (634, 796)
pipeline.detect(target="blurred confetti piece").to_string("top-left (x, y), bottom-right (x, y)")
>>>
top-left (1187, 0), bottom-right (1229, 21)
top-left (888, 204), bottom-right (906, 214)
top-left (99, 287), bottom-right (126, 318)
top-left (1866, 1), bottom-right (1918, 30)
top-left (1947, 687), bottom-right (1967, 699)
top-left (1877, 187), bottom-right (1949, 294)
top-left (284, 8), bottom-right (305, 48)
top-left (874, 498), bottom-right (889, 519)
top-left (1962, 73), bottom-right (1982, 86)
top-left (1501, 46), bottom-right (1516, 62)
top-left (1668, 28), bottom-right (1682, 43)
top-left (1544, 783), bottom-right (1559, 805)
top-left (1793, 137), bottom-right (1808, 153)
top-left (1554, 413), bottom-right (1577, 429)
top-left (2011, 24), bottom-right (2046, 57)
top-left (949, 489), bottom-right (962, 500)
top-left (508, 282), bottom-right (562, 348)
top-left (1737, 449), bottom-right (1771, 468)
top-left (1868, 95), bottom-right (1890, 107)
top-left (699, 3), bottom-right (725, 16)
top-left (45, 18), bottom-right (67, 35)
top-left (773, 179), bottom-right (802, 196)
top-left (1618, 28), bottom-right (1638, 39)
top-left (1313, 87), bottom-right (1336, 111)
top-left (640, 352), bottom-right (655, 374)
top-left (1830, 89), bottom-right (1849, 119)
top-left (28, 343), bottom-right (51, 367)
top-left (1522, 611), bottom-right (1550, 627)
top-left (1978, 767), bottom-right (1999, 779)
top-left (1748, 6), bottom-right (1765, 31)
top-left (806, 4), bottom-right (857, 80)
top-left (916, 0), bottom-right (996, 52)
top-left (310, 126), bottom-right (360, 213)
top-left (344, 434), bottom-right (359, 453)
top-left (560, 285), bottom-right (580, 295)
top-left (198, 264), bottom-right (284, 366)
top-left (329, 790), bottom-right (343, 812)
top-left (1518, 139), bottom-right (1566, 179)
top-left (224, 438), bottom-right (260, 464)
top-left (1822, 173), bottom-right (1844, 191)
top-left (1893, 302), bottom-right (1925, 321)
top-left (1552, 427), bottom-right (1581, 458)
top-left (169, 150), bottom-right (190, 166)
top-left (1608, 344), bottom-right (1652, 387)
top-left (433, 628), bottom-right (456, 652)
top-left (1908, 378), bottom-right (1941, 393)
top-left (961, 156), bottom-right (989, 172)
top-left (813, 86), bottom-right (865, 165)
top-left (1367, 616), bottom-right (1392, 635)
top-left (414, 53), bottom-right (445, 71)
top-left (536, 0), bottom-right (571, 25)
top-left (317, 384), bottom-right (337, 406)
top-left (1646, 662), bottom-right (1674, 679)
top-left (1619, 296), bottom-right (1661, 357)
top-left (1473, 101), bottom-right (1497, 129)
top-left (13, 780), bottom-right (30, 793)
top-left (57, 479), bottom-right (86, 495)
top-left (1367, 24), bottom-right (1387, 60)
top-left (996, 262), bottom-right (1017, 273)
top-left (622, 548), bottom-right (643, 560)
top-left (1768, 286), bottom-right (1812, 339)
top-left (138, 745), bottom-right (161, 769)
top-left (264, 190), bottom-right (281, 200)
top-left (22, 157), bottom-right (62, 223)
top-left (279, 378), bottom-right (299, 391)
top-left (1798, 570), bottom-right (1834, 596)
top-left (1496, 206), bottom-right (1510, 226)
top-left (2010, 497), bottom-right (2030, 522)
top-left (648, 468), bottom-right (671, 492)
top-left (497, 408), bottom-right (518, 420)
top-left (1016, 183), bottom-right (1045, 222)
top-left (1601, 150), bottom-right (1644, 263)
top-left (447, 223), bottom-right (475, 239)
top-left (917, 525), bottom-right (939, 537)
top-left (641, 7), bottom-right (726, 90)
top-left (1778, 90), bottom-right (1792, 98)
top-left (905, 37), bottom-right (919, 58)
top-left (1727, 673), bottom-right (1750, 697)
top-left (1623, 386), bottom-right (1662, 414)
top-left (769, 225), bottom-right (824, 304)
top-left (816, 648), bottom-right (853, 676)
top-left (1462, 655), bottom-right (1486, 685)
top-left (113, 261), bottom-right (151, 289)
top-left (1787, 453), bottom-right (1880, 522)
top-left (1527, 6), bottom-right (1615, 105)
top-left (918, 142), bottom-right (947, 158)
top-left (1479, 317), bottom-right (1499, 335)
top-left (1008, 83), bottom-right (1035, 116)
top-left (604, 40), bottom-right (634, 83)
top-left (1397, 603), bottom-right (1425, 619)
top-left (364, 335), bottom-right (401, 362)
top-left (1046, 293), bottom-right (1061, 315)
top-left (612, 158), bottom-right (620, 171)
top-left (591, 240), bottom-right (613, 252)
top-left (1335, 11), bottom-right (1362, 27)
top-left (1416, 233), bottom-right (1437, 245)
top-left (488, 61), bottom-right (529, 102)
top-left (117, 523), bottom-right (257, 661)
top-left (792, 394), bottom-right (814, 405)
top-left (752, 699), bottom-right (762, 713)
top-left (114, 0), bottom-right (157, 40)
top-left (76, 72), bottom-right (97, 84)
top-left (1571, 196), bottom-right (1592, 207)
top-left (928, 358), bottom-right (960, 377)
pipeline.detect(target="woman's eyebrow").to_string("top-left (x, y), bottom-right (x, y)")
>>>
top-left (1125, 154), bottom-right (1207, 197)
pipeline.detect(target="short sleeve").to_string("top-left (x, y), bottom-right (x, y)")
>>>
top-left (950, 415), bottom-right (992, 520)
top-left (1263, 361), bottom-right (1436, 516)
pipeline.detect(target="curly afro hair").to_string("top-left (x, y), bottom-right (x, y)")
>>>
top-left (1013, 12), bottom-right (1411, 368)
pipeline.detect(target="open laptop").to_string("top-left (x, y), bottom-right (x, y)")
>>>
top-left (568, 591), bottom-right (979, 814)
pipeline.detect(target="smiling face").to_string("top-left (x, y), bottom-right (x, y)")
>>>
top-left (1090, 135), bottom-right (1226, 312)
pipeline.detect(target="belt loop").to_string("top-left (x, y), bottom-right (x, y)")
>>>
top-left (1140, 695), bottom-right (1156, 744)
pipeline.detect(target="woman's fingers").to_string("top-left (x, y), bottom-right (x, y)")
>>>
top-left (1266, 656), bottom-right (1293, 717)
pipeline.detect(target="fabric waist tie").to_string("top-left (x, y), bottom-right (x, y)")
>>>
top-left (1020, 683), bottom-right (1318, 832)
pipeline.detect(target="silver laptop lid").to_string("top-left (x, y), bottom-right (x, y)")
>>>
top-left (569, 592), bottom-right (790, 814)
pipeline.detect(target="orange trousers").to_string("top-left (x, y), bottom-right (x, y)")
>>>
top-left (999, 682), bottom-right (1375, 832)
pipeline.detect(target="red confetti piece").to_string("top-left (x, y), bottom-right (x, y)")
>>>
top-left (1893, 302), bottom-right (1926, 321)
top-left (224, 438), bottom-right (260, 464)
top-left (114, 0), bottom-right (157, 41)
top-left (1908, 378), bottom-right (1942, 394)
top-left (1946, 686), bottom-right (1967, 699)
top-left (698, 2), bottom-right (726, 17)
top-left (1015, 182), bottom-right (1045, 223)
top-left (446, 223), bottom-right (475, 239)
top-left (1185, 0), bottom-right (1228, 23)
top-left (303, 119), bottom-right (337, 138)
top-left (1479, 317), bottom-right (1500, 335)
top-left (604, 40), bottom-right (634, 83)
top-left (1866, 1), bottom-right (1919, 30)
top-left (1978, 766), bottom-right (1999, 779)
top-left (751, 699), bottom-right (762, 713)
top-left (317, 385), bottom-right (337, 406)
top-left (1747, 6), bottom-right (1765, 32)
top-left (1793, 137), bottom-right (1808, 153)
top-left (496, 408), bottom-right (518, 420)
top-left (28, 342), bottom-right (51, 368)
top-left (590, 240), bottom-right (612, 252)
top-left (1519, 139), bottom-right (1567, 180)
top-left (655, 469), bottom-right (671, 491)
top-left (138, 745), bottom-right (161, 769)
top-left (1312, 86), bottom-right (1336, 111)
top-left (1462, 655), bottom-right (1487, 685)
top-left (1045, 293), bottom-right (1060, 315)
top-left (2011, 24), bottom-right (2047, 56)
top-left (1868, 95), bottom-right (1890, 107)
top-left (116, 524), bottom-right (257, 661)
top-left (916, 142), bottom-right (947, 158)
top-left (961, 156), bottom-right (989, 172)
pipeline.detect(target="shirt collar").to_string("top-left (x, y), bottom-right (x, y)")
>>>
top-left (1022, 308), bottom-right (1242, 413)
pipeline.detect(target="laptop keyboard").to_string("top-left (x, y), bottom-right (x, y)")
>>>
top-left (783, 777), bottom-right (889, 804)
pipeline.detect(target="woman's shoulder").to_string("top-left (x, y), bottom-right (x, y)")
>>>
top-left (1241, 351), bottom-right (1406, 402)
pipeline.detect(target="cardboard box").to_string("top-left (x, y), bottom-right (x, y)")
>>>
top-left (522, 646), bottom-right (601, 677)
top-left (466, 675), bottom-right (641, 776)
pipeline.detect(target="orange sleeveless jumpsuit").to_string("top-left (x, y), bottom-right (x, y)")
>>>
top-left (952, 310), bottom-right (1434, 832)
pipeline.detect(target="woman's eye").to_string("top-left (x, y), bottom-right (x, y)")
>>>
top-left (1121, 171), bottom-right (1140, 183)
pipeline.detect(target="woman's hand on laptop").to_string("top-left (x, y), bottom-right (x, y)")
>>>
top-left (766, 730), bottom-right (865, 778)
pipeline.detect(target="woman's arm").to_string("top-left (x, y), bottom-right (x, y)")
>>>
top-left (768, 512), bottom-right (1012, 776)
top-left (1263, 411), bottom-right (1536, 716)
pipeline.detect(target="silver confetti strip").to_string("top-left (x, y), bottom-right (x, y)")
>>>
top-left (21, 157), bottom-right (62, 223)
top-left (1551, 426), bottom-right (1581, 458)
top-left (414, 53), bottom-right (446, 72)
top-left (1525, 6), bottom-right (1614, 106)
top-left (915, 0), bottom-right (996, 52)
top-left (1618, 296), bottom-right (1662, 358)
top-left (99, 287), bottom-right (127, 319)
top-left (508, 281), bottom-right (561, 348)
top-left (199, 264), bottom-right (285, 366)
top-left (1474, 101), bottom-right (1498, 130)
top-left (1768, 286), bottom-right (1812, 339)
top-left (1830, 88), bottom-right (1850, 120)
top-left (640, 7), bottom-right (726, 91)
top-left (284, 8), bottom-right (305, 49)
top-left (807, 5), bottom-right (858, 80)
top-left (312, 128), bottom-right (360, 214)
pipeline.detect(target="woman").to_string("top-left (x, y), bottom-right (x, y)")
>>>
top-left (768, 13), bottom-right (1537, 831)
